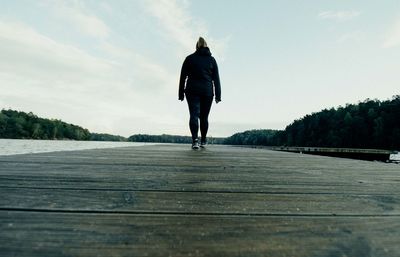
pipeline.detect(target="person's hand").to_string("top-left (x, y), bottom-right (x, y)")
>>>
top-left (215, 99), bottom-right (221, 104)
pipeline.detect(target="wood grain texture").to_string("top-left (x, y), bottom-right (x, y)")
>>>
top-left (1, 187), bottom-right (400, 215)
top-left (1, 211), bottom-right (399, 257)
top-left (1, 144), bottom-right (400, 256)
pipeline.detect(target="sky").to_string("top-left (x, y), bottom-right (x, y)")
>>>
top-left (1, 0), bottom-right (399, 137)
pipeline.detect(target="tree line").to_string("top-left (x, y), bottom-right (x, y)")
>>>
top-left (224, 129), bottom-right (278, 145)
top-left (128, 134), bottom-right (225, 144)
top-left (276, 95), bottom-right (400, 150)
top-left (0, 109), bottom-right (129, 141)
top-left (0, 109), bottom-right (91, 140)
top-left (2, 95), bottom-right (400, 150)
top-left (226, 96), bottom-right (400, 150)
top-left (89, 133), bottom-right (127, 142)
top-left (0, 109), bottom-right (224, 143)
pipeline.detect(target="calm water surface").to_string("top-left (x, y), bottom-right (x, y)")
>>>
top-left (0, 139), bottom-right (157, 156)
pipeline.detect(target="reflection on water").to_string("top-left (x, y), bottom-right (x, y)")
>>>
top-left (0, 139), bottom-right (155, 156)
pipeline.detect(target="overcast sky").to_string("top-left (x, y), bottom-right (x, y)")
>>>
top-left (1, 0), bottom-right (399, 137)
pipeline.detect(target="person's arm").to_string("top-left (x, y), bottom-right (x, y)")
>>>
top-left (212, 58), bottom-right (221, 103)
top-left (178, 58), bottom-right (189, 101)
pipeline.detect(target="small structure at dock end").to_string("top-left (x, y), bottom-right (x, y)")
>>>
top-left (271, 146), bottom-right (397, 162)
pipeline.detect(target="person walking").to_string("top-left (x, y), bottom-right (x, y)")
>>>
top-left (179, 37), bottom-right (221, 149)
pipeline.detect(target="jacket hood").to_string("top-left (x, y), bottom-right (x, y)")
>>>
top-left (196, 47), bottom-right (212, 56)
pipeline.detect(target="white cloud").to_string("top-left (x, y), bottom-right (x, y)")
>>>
top-left (336, 31), bottom-right (364, 43)
top-left (98, 42), bottom-right (175, 91)
top-left (382, 18), bottom-right (400, 48)
top-left (0, 20), bottom-right (112, 84)
top-left (0, 1), bottom-right (230, 137)
top-left (0, 19), bottom-right (171, 87)
top-left (143, 0), bottom-right (204, 51)
top-left (42, 0), bottom-right (110, 39)
top-left (318, 11), bottom-right (361, 22)
top-left (0, 20), bottom-right (180, 136)
top-left (143, 0), bottom-right (229, 58)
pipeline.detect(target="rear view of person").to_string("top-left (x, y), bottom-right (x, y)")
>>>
top-left (179, 37), bottom-right (221, 149)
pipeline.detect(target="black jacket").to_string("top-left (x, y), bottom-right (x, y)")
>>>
top-left (179, 47), bottom-right (221, 101)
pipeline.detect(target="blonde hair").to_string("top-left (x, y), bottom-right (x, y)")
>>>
top-left (196, 37), bottom-right (207, 50)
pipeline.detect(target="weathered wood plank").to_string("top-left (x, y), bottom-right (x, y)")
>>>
top-left (1, 175), bottom-right (399, 195)
top-left (1, 211), bottom-right (399, 257)
top-left (1, 144), bottom-right (400, 256)
top-left (0, 145), bottom-right (397, 170)
top-left (1, 145), bottom-right (399, 195)
top-left (1, 187), bottom-right (399, 215)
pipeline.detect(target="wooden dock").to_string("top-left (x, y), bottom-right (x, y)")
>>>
top-left (1, 144), bottom-right (400, 256)
top-left (271, 146), bottom-right (396, 162)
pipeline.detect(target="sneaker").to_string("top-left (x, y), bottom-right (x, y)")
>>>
top-left (200, 140), bottom-right (207, 148)
top-left (192, 139), bottom-right (200, 150)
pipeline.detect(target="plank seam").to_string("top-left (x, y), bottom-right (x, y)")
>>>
top-left (1, 208), bottom-right (400, 217)
top-left (2, 186), bottom-right (400, 196)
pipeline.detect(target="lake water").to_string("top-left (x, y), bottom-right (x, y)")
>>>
top-left (0, 139), bottom-right (157, 156)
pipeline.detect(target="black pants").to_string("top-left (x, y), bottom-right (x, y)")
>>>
top-left (186, 94), bottom-right (213, 142)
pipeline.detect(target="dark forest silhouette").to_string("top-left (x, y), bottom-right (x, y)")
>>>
top-left (275, 95), bottom-right (400, 150)
top-left (222, 95), bottom-right (400, 150)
